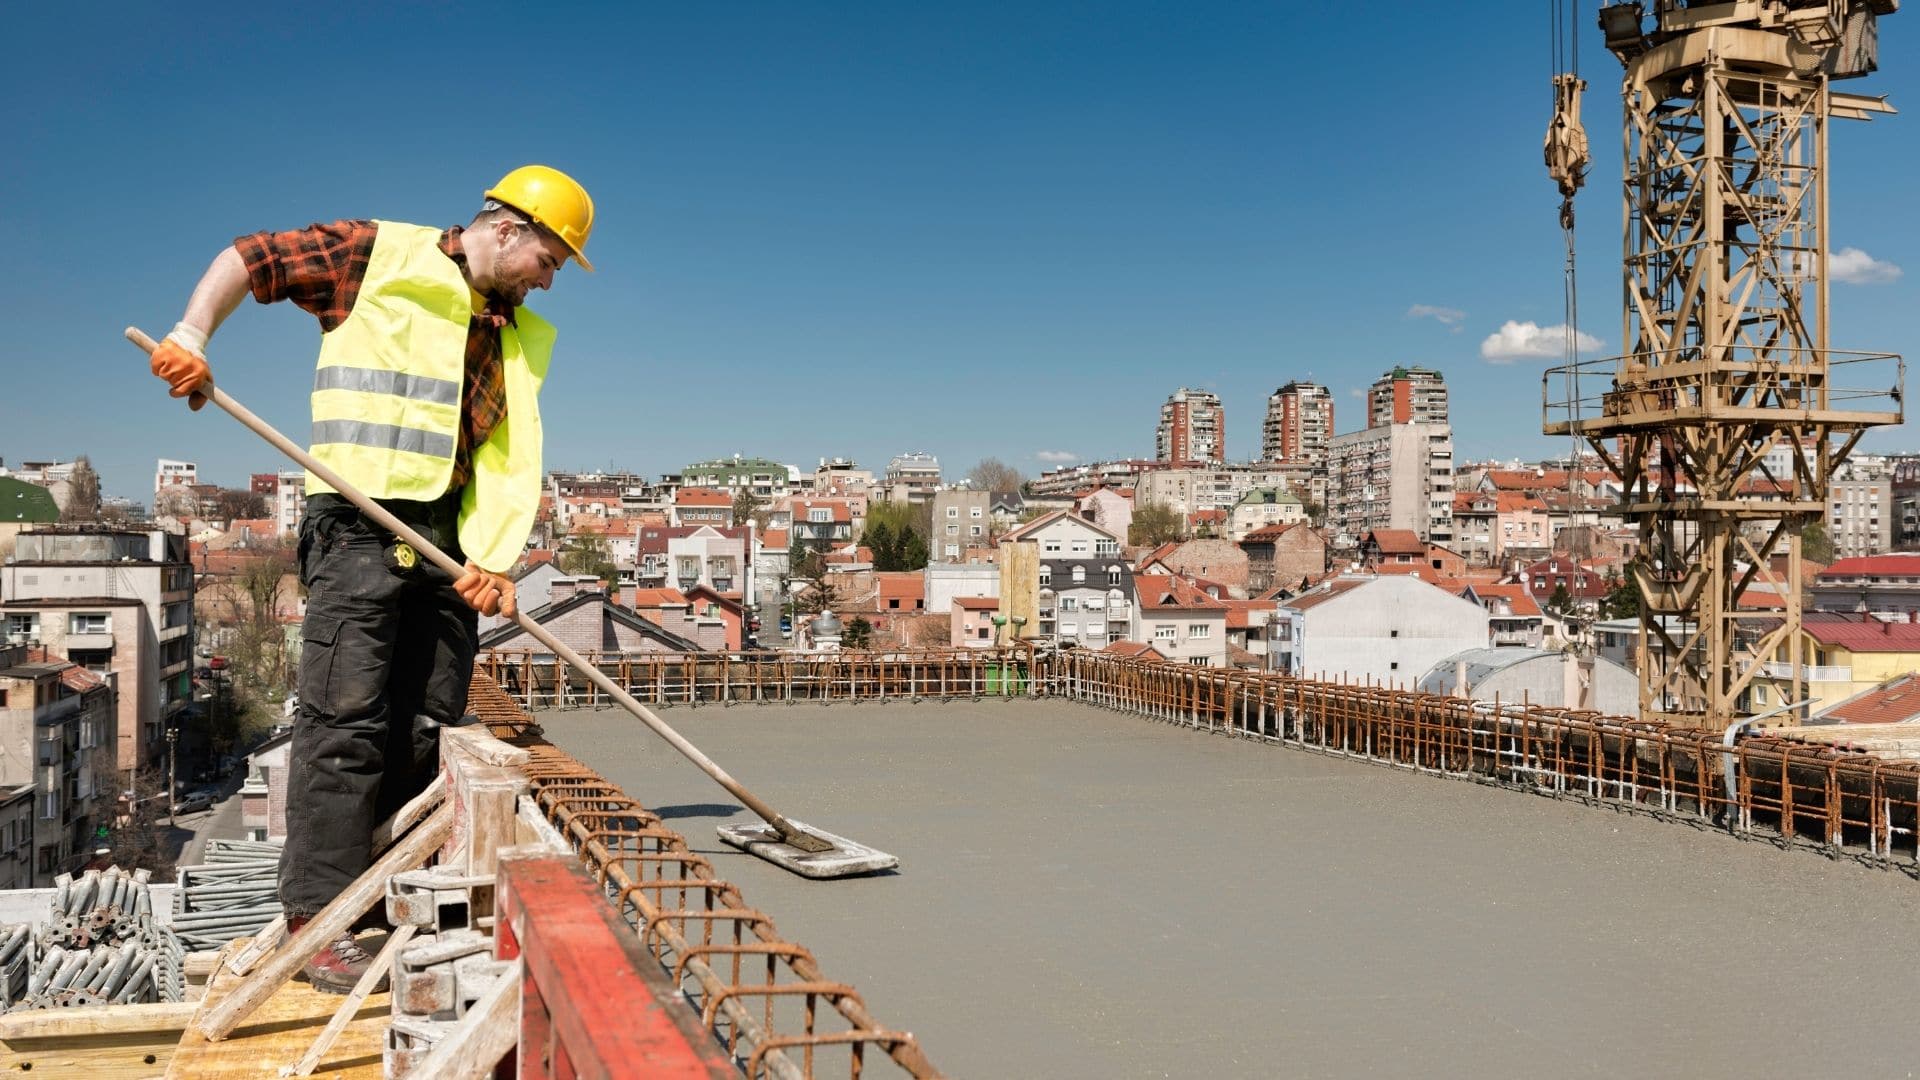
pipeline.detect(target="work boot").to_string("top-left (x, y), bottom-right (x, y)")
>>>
top-left (289, 915), bottom-right (386, 995)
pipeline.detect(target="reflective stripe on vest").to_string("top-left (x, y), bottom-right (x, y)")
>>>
top-left (304, 220), bottom-right (552, 571)
top-left (311, 419), bottom-right (456, 460)
top-left (313, 365), bottom-right (461, 406)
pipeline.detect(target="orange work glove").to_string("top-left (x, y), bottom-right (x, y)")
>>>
top-left (149, 327), bottom-right (211, 411)
top-left (454, 561), bottom-right (517, 618)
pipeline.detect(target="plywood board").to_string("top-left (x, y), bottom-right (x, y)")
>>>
top-left (166, 936), bottom-right (393, 1078)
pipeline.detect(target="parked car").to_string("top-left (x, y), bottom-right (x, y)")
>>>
top-left (171, 791), bottom-right (217, 815)
top-left (779, 616), bottom-right (793, 634)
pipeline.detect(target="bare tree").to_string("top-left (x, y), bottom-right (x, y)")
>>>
top-left (966, 458), bottom-right (1025, 494)
top-left (1128, 500), bottom-right (1185, 546)
top-left (61, 456), bottom-right (101, 522)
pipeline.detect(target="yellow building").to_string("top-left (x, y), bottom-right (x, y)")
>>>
top-left (1748, 613), bottom-right (1920, 718)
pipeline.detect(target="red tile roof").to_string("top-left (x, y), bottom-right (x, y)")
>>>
top-left (1463, 583), bottom-right (1543, 618)
top-left (1102, 640), bottom-right (1165, 661)
top-left (760, 528), bottom-right (789, 551)
top-left (675, 487), bottom-right (732, 507)
top-left (1219, 599), bottom-right (1272, 630)
top-left (1822, 672), bottom-right (1920, 725)
top-left (953, 596), bottom-right (1001, 611)
top-left (630, 588), bottom-right (692, 609)
top-left (1803, 616), bottom-right (1920, 653)
top-left (1363, 530), bottom-right (1424, 555)
top-left (1135, 576), bottom-right (1227, 612)
top-left (1282, 577), bottom-right (1372, 612)
top-left (1819, 554), bottom-right (1920, 579)
top-left (1241, 523), bottom-right (1315, 544)
top-left (877, 573), bottom-right (925, 601)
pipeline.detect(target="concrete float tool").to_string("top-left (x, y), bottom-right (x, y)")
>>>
top-left (126, 326), bottom-right (897, 879)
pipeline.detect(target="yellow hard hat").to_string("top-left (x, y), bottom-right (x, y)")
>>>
top-left (485, 165), bottom-right (596, 271)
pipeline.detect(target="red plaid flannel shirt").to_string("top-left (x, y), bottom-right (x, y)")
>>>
top-left (234, 220), bottom-right (512, 492)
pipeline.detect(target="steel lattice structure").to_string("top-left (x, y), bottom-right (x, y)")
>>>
top-left (1547, 1), bottom-right (1903, 729)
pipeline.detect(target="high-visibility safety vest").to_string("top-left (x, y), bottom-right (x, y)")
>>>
top-left (306, 220), bottom-right (552, 573)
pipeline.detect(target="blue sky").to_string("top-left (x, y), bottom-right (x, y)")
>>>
top-left (5, 2), bottom-right (1917, 500)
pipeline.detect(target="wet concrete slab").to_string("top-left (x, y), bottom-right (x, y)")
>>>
top-left (543, 699), bottom-right (1920, 1079)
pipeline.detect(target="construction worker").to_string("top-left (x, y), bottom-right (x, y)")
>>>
top-left (148, 166), bottom-right (594, 992)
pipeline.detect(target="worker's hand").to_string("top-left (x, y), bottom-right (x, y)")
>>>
top-left (455, 562), bottom-right (516, 618)
top-left (150, 328), bottom-right (211, 411)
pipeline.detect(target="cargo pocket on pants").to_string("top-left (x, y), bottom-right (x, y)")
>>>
top-left (298, 614), bottom-right (343, 718)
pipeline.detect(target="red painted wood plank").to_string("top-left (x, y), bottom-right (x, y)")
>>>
top-left (499, 857), bottom-right (736, 1080)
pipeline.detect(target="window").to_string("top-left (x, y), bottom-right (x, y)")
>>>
top-left (945, 544), bottom-right (959, 558)
top-left (5, 614), bottom-right (38, 641)
top-left (947, 524), bottom-right (959, 536)
top-left (1389, 629), bottom-right (1399, 638)
top-left (970, 525), bottom-right (983, 536)
top-left (1059, 597), bottom-right (1078, 613)
top-left (947, 507), bottom-right (959, 518)
top-left (970, 507), bottom-right (983, 518)
top-left (1154, 626), bottom-right (1177, 640)
top-left (1038, 569), bottom-right (1052, 586)
top-left (1108, 568), bottom-right (1121, 586)
top-left (1188, 624), bottom-right (1210, 639)
top-left (1189, 657), bottom-right (1210, 666)
top-left (1043, 540), bottom-right (1062, 553)
top-left (809, 509), bottom-right (830, 523)
top-left (978, 627), bottom-right (991, 639)
top-left (1095, 540), bottom-right (1118, 556)
top-left (69, 613), bottom-right (108, 635)
top-left (1389, 661), bottom-right (1399, 671)
top-left (1071, 567), bottom-right (1085, 584)
top-left (1061, 622), bottom-right (1077, 637)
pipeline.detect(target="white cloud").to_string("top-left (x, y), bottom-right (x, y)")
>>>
top-left (1830, 247), bottom-right (1903, 285)
top-left (1034, 450), bottom-right (1078, 463)
top-left (1347, 387), bottom-right (1365, 400)
top-left (1479, 320), bottom-right (1603, 362)
top-left (1407, 304), bottom-right (1466, 326)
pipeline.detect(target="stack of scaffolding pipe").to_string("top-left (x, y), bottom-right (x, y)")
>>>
top-left (5, 865), bottom-right (185, 1010)
top-left (172, 839), bottom-right (282, 952)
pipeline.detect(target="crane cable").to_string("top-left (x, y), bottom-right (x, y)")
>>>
top-left (1545, 0), bottom-right (1591, 531)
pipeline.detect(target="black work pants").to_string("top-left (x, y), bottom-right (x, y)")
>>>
top-left (279, 496), bottom-right (477, 917)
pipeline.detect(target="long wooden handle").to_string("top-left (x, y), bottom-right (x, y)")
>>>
top-left (125, 327), bottom-right (806, 838)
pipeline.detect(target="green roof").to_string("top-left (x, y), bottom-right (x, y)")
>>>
top-left (0, 478), bottom-right (59, 523)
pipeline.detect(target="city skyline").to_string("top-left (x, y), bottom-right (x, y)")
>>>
top-left (6, 5), bottom-right (1916, 500)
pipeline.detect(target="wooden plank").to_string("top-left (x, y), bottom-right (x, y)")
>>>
top-left (0, 999), bottom-right (197, 1039)
top-left (168, 943), bottom-right (393, 1079)
top-left (440, 724), bottom-right (532, 769)
top-left (0, 1028), bottom-right (186, 1079)
top-left (514, 795), bottom-right (572, 854)
top-left (283, 925), bottom-right (415, 1077)
top-left (195, 802), bottom-right (453, 1041)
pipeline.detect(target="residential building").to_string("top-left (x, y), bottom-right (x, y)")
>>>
top-left (1156, 388), bottom-right (1225, 466)
top-left (812, 457), bottom-right (875, 495)
top-left (950, 596), bottom-right (1004, 648)
top-left (249, 470), bottom-right (305, 537)
top-left (932, 489), bottom-right (992, 563)
top-left (479, 580), bottom-right (703, 664)
top-left (240, 732), bottom-right (291, 843)
top-left (1029, 459), bottom-right (1163, 498)
top-left (925, 562), bottom-right (999, 614)
top-left (1228, 488), bottom-right (1304, 541)
top-left (1359, 530), bottom-right (1466, 581)
top-left (1810, 554), bottom-right (1920, 616)
top-left (629, 585), bottom-right (741, 651)
top-left (1367, 365), bottom-right (1449, 427)
top-left (1451, 491), bottom-right (1552, 567)
top-left (1038, 558), bottom-right (1135, 647)
top-left (1074, 488), bottom-right (1133, 545)
top-left (1134, 539), bottom-right (1249, 597)
top-left (1276, 576), bottom-right (1488, 687)
top-left (883, 452), bottom-right (942, 504)
top-left (671, 487), bottom-right (734, 528)
top-left (681, 457), bottom-right (794, 501)
top-left (989, 491), bottom-right (1027, 532)
top-left (783, 498), bottom-right (858, 552)
top-left (0, 527), bottom-right (193, 777)
top-left (1325, 421), bottom-right (1454, 545)
top-left (1129, 576), bottom-right (1226, 666)
top-left (1516, 556), bottom-right (1611, 609)
top-left (1239, 524), bottom-right (1327, 595)
top-left (153, 459), bottom-right (198, 519)
top-left (634, 525), bottom-right (752, 600)
top-left (1746, 612), bottom-right (1920, 717)
top-left (1459, 584), bottom-right (1546, 648)
top-left (997, 512), bottom-right (1125, 641)
top-left (1830, 478), bottom-right (1893, 559)
top-left (1134, 464), bottom-right (1302, 520)
top-left (1222, 598), bottom-right (1280, 669)
top-left (1262, 381), bottom-right (1334, 466)
top-left (0, 645), bottom-right (113, 884)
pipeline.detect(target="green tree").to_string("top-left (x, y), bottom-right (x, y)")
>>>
top-left (559, 532), bottom-right (617, 584)
top-left (1128, 500), bottom-right (1184, 546)
top-left (1547, 583), bottom-right (1574, 615)
top-left (898, 528), bottom-right (928, 570)
top-left (1801, 520), bottom-right (1835, 564)
top-left (864, 520), bottom-right (897, 569)
top-left (843, 616), bottom-right (874, 650)
top-left (1599, 573), bottom-right (1641, 620)
top-left (731, 486), bottom-right (773, 532)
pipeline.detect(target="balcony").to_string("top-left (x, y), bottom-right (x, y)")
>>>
top-left (65, 632), bottom-right (114, 652)
top-left (1757, 661), bottom-right (1854, 683)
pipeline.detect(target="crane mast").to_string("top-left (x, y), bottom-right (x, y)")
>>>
top-left (1545, 0), bottom-right (1905, 728)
